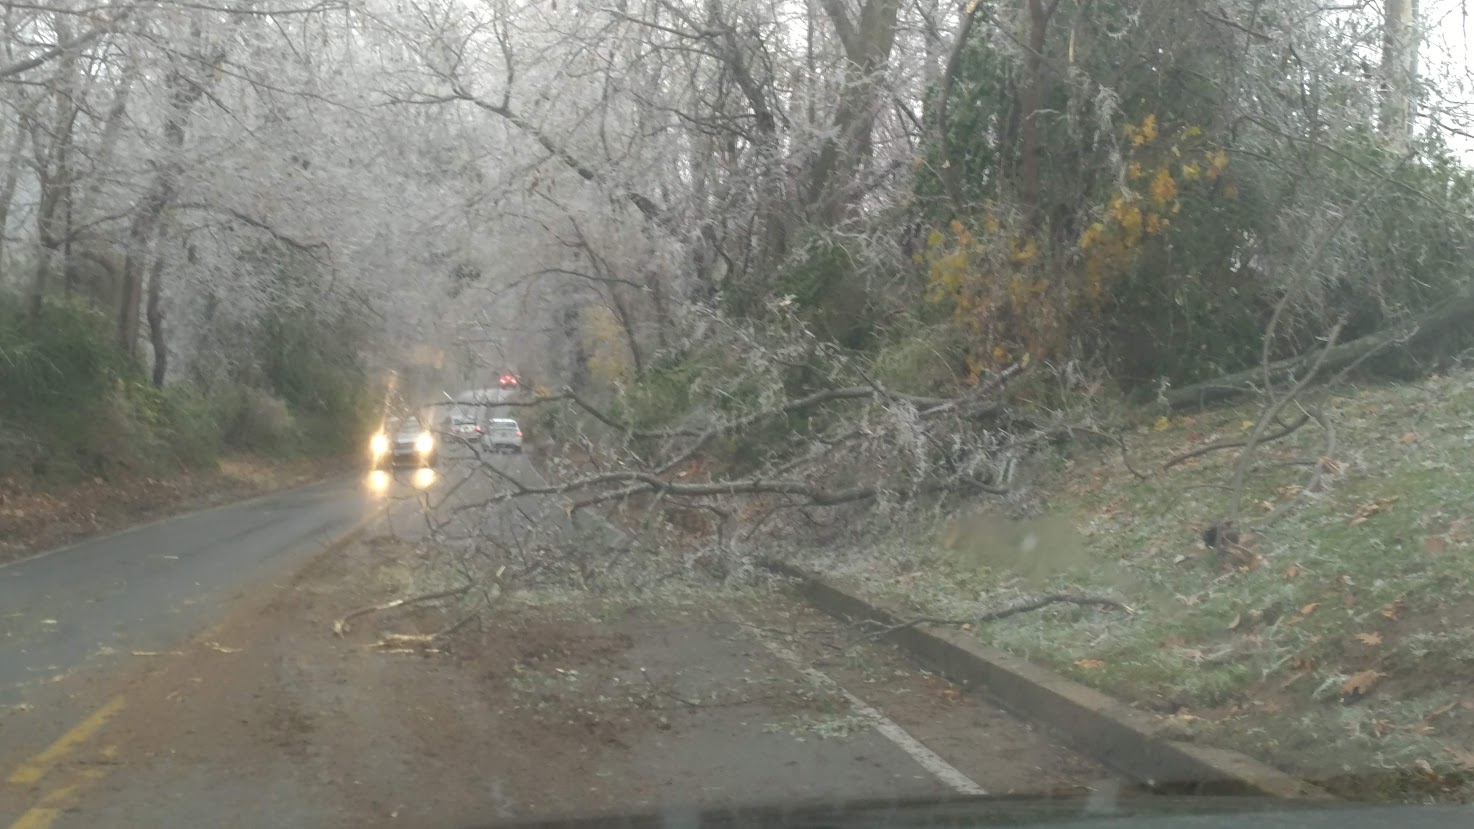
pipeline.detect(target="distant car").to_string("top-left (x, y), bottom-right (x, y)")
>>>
top-left (482, 418), bottom-right (523, 453)
top-left (370, 417), bottom-right (438, 468)
top-left (448, 410), bottom-right (481, 441)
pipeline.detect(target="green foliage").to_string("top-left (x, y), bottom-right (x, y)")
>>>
top-left (0, 296), bottom-right (129, 418)
top-left (872, 323), bottom-right (967, 397)
top-left (608, 354), bottom-right (701, 431)
top-left (0, 283), bottom-right (374, 483)
top-left (909, 2), bottom-right (1474, 391)
top-left (774, 240), bottom-right (877, 350)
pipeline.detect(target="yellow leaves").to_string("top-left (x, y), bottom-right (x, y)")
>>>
top-left (1009, 236), bottom-right (1038, 265)
top-left (1206, 148), bottom-right (1229, 180)
top-left (1153, 416), bottom-right (1172, 432)
top-left (992, 345), bottom-right (1008, 365)
top-left (1144, 213), bottom-right (1163, 236)
top-left (1078, 222), bottom-right (1104, 250)
top-left (925, 230), bottom-right (944, 249)
top-left (949, 219), bottom-right (965, 236)
top-left (1180, 162), bottom-right (1200, 181)
top-left (582, 306), bottom-right (634, 384)
top-left (1221, 184), bottom-right (1238, 200)
top-left (1355, 632), bottom-right (1383, 647)
top-left (1117, 203), bottom-right (1144, 246)
top-left (1127, 161), bottom-right (1143, 180)
top-left (1150, 167), bottom-right (1178, 206)
top-left (1126, 113), bottom-right (1158, 146)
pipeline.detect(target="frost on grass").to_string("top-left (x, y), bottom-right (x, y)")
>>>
top-left (789, 367), bottom-right (1474, 795)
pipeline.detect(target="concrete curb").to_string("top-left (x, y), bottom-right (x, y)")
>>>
top-left (771, 562), bottom-right (1332, 801)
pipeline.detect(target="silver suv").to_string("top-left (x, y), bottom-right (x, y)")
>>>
top-left (482, 418), bottom-right (523, 453)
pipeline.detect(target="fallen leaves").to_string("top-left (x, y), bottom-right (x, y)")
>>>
top-left (1354, 632), bottom-right (1382, 647)
top-left (1350, 496), bottom-right (1399, 526)
top-left (1153, 416), bottom-right (1172, 432)
top-left (1413, 758), bottom-right (1442, 785)
top-left (1380, 599), bottom-right (1408, 621)
top-left (1285, 563), bottom-right (1302, 580)
top-left (1423, 535), bottom-right (1448, 553)
top-left (1399, 432), bottom-right (1421, 444)
top-left (1449, 747), bottom-right (1474, 770)
top-left (1340, 669), bottom-right (1386, 703)
top-left (1073, 658), bottom-right (1105, 669)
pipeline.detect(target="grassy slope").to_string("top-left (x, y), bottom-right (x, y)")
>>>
top-left (800, 366), bottom-right (1474, 800)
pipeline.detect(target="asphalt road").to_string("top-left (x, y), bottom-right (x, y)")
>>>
top-left (0, 451), bottom-right (1116, 828)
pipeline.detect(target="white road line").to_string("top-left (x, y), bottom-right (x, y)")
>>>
top-left (745, 621), bottom-right (988, 796)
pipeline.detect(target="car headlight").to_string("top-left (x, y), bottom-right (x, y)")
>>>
top-left (370, 433), bottom-right (389, 455)
top-left (415, 431), bottom-right (435, 454)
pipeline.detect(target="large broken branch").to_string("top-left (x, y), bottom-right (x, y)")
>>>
top-left (1162, 289), bottom-right (1474, 409)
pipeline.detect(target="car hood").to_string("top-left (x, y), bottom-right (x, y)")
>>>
top-left (453, 793), bottom-right (1474, 829)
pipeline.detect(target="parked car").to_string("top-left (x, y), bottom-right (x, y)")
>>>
top-left (483, 418), bottom-right (523, 453)
top-left (370, 416), bottom-right (438, 468)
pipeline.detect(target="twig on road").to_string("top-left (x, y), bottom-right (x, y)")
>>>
top-left (332, 584), bottom-right (472, 635)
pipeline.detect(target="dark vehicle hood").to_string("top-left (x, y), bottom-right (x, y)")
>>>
top-left (457, 793), bottom-right (1473, 829)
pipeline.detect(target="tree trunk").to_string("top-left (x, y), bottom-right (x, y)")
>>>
top-left (1379, 0), bottom-right (1418, 149)
top-left (117, 179), bottom-right (170, 358)
top-left (0, 122), bottom-right (25, 272)
top-left (147, 240), bottom-right (168, 386)
top-left (1018, 0), bottom-right (1060, 226)
top-left (117, 56), bottom-right (212, 356)
top-left (812, 0), bottom-right (903, 224)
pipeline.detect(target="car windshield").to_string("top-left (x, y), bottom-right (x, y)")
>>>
top-left (7, 4), bottom-right (1473, 826)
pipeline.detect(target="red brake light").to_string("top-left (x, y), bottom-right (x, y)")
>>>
top-left (517, 430), bottom-right (523, 437)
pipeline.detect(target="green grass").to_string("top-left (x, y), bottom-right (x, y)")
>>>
top-left (798, 366), bottom-right (1474, 800)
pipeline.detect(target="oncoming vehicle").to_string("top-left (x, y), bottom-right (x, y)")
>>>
top-left (483, 418), bottom-right (523, 453)
top-left (370, 416), bottom-right (438, 468)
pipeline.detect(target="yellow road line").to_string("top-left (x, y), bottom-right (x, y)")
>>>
top-left (7, 767), bottom-right (110, 829)
top-left (7, 806), bottom-right (61, 829)
top-left (7, 755), bottom-right (113, 829)
top-left (6, 697), bottom-right (125, 786)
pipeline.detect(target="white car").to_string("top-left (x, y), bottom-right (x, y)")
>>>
top-left (483, 418), bottom-right (523, 453)
top-left (448, 410), bottom-right (481, 441)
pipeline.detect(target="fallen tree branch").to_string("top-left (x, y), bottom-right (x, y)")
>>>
top-left (1161, 413), bottom-right (1311, 471)
top-left (1162, 289), bottom-right (1473, 409)
top-left (1227, 318), bottom-right (1345, 526)
top-left (854, 593), bottom-right (1135, 647)
top-left (332, 584), bottom-right (472, 636)
top-left (1258, 405), bottom-right (1337, 529)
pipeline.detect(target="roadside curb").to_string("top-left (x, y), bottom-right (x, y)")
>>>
top-left (768, 561), bottom-right (1332, 801)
